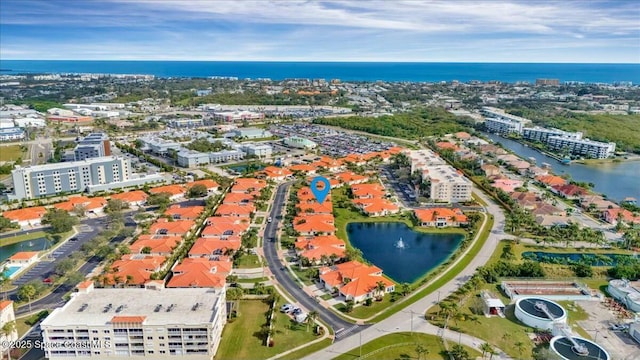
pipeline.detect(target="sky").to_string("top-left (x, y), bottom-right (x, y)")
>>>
top-left (0, 0), bottom-right (639, 63)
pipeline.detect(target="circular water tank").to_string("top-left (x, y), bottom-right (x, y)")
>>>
top-left (515, 297), bottom-right (567, 331)
top-left (549, 336), bottom-right (610, 360)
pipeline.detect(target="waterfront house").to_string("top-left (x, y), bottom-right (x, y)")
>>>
top-left (580, 195), bottom-right (619, 212)
top-left (492, 178), bottom-right (523, 193)
top-left (7, 251), bottom-right (39, 266)
top-left (353, 198), bottom-right (400, 217)
top-left (295, 235), bottom-right (346, 264)
top-left (551, 184), bottom-right (588, 200)
top-left (319, 261), bottom-right (395, 303)
top-left (350, 183), bottom-right (386, 199)
top-left (602, 208), bottom-right (640, 226)
top-left (414, 208), bottom-right (468, 227)
top-left (535, 175), bottom-right (567, 188)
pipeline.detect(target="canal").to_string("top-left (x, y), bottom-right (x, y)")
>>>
top-left (483, 133), bottom-right (640, 202)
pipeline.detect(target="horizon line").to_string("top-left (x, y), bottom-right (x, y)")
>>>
top-left (2, 59), bottom-right (639, 65)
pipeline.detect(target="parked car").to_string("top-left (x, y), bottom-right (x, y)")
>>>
top-left (268, 217), bottom-right (272, 223)
top-left (280, 304), bottom-right (294, 313)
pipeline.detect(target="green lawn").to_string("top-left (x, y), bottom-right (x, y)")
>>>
top-left (334, 295), bottom-right (395, 319)
top-left (0, 144), bottom-right (24, 162)
top-left (14, 315), bottom-right (33, 337)
top-left (291, 265), bottom-right (316, 286)
top-left (426, 297), bottom-right (534, 359)
top-left (215, 300), bottom-right (318, 360)
top-left (236, 276), bottom-right (269, 283)
top-left (235, 253), bottom-right (262, 269)
top-left (278, 339), bottom-right (333, 360)
top-left (255, 216), bottom-right (265, 224)
top-left (0, 231), bottom-right (48, 247)
top-left (333, 332), bottom-right (481, 360)
top-left (558, 301), bottom-right (592, 340)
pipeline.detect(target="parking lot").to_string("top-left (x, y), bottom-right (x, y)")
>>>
top-left (380, 166), bottom-right (418, 207)
top-left (270, 124), bottom-right (396, 157)
top-left (576, 300), bottom-right (640, 360)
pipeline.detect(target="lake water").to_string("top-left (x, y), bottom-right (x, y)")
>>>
top-left (483, 133), bottom-right (640, 202)
top-left (346, 222), bottom-right (463, 283)
top-left (0, 237), bottom-right (49, 263)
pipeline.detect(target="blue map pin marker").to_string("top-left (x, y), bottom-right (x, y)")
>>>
top-left (310, 176), bottom-right (331, 204)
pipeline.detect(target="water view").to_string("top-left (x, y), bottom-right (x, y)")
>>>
top-left (0, 237), bottom-right (49, 263)
top-left (346, 222), bottom-right (463, 283)
top-left (483, 133), bottom-right (640, 202)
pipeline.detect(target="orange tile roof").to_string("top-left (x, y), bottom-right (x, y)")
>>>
top-left (164, 205), bottom-right (205, 220)
top-left (535, 175), bottom-right (567, 187)
top-left (351, 183), bottom-right (385, 198)
top-left (335, 171), bottom-right (369, 185)
top-left (359, 199), bottom-right (399, 215)
top-left (189, 238), bottom-right (241, 257)
top-left (149, 219), bottom-right (195, 236)
top-left (9, 251), bottom-right (39, 261)
top-left (295, 235), bottom-right (346, 261)
top-left (0, 300), bottom-right (13, 311)
top-left (108, 254), bottom-right (166, 285)
top-left (215, 203), bottom-right (255, 217)
top-left (289, 164), bottom-right (317, 173)
top-left (149, 184), bottom-right (186, 196)
top-left (387, 147), bottom-right (403, 154)
top-left (111, 316), bottom-right (146, 324)
top-left (3, 206), bottom-right (48, 222)
top-left (201, 217), bottom-right (250, 238)
top-left (297, 200), bottom-right (333, 214)
top-left (263, 166), bottom-right (293, 179)
top-left (130, 235), bottom-right (182, 255)
top-left (110, 190), bottom-right (148, 203)
top-left (414, 208), bottom-right (467, 224)
top-left (293, 213), bottom-right (335, 234)
top-left (54, 196), bottom-right (107, 211)
top-left (168, 258), bottom-right (228, 288)
top-left (319, 260), bottom-right (393, 297)
top-left (232, 178), bottom-right (267, 192)
top-left (436, 142), bottom-right (459, 151)
top-left (341, 154), bottom-right (366, 164)
top-left (454, 132), bottom-right (472, 139)
top-left (76, 280), bottom-right (93, 289)
top-left (224, 192), bottom-right (255, 204)
top-left (187, 179), bottom-right (220, 190)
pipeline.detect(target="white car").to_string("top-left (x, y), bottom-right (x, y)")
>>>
top-left (268, 217), bottom-right (272, 223)
top-left (280, 304), bottom-right (294, 313)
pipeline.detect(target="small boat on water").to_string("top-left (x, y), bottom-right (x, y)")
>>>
top-left (561, 157), bottom-right (571, 165)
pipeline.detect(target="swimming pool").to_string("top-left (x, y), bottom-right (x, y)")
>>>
top-left (1, 265), bottom-right (23, 279)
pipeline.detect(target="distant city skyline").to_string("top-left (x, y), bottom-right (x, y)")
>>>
top-left (0, 0), bottom-right (639, 63)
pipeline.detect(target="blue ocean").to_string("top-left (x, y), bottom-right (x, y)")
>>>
top-left (1, 60), bottom-right (639, 84)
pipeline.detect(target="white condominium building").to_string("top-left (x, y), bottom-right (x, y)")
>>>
top-left (40, 285), bottom-right (226, 360)
top-left (547, 136), bottom-right (616, 159)
top-left (481, 107), bottom-right (531, 135)
top-left (522, 127), bottom-right (583, 143)
top-left (408, 150), bottom-right (472, 203)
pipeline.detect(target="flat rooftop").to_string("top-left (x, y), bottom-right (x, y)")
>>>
top-left (503, 281), bottom-right (590, 297)
top-left (41, 287), bottom-right (223, 327)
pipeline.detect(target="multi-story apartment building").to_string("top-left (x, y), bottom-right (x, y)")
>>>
top-left (547, 136), bottom-right (616, 159)
top-left (481, 107), bottom-right (531, 135)
top-left (10, 156), bottom-right (131, 200)
top-left (522, 127), bottom-right (583, 143)
top-left (40, 284), bottom-right (226, 360)
top-left (74, 133), bottom-right (111, 161)
top-left (408, 150), bottom-right (472, 203)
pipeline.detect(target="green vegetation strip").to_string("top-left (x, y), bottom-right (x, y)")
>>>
top-left (0, 231), bottom-right (48, 247)
top-left (0, 145), bottom-right (24, 162)
top-left (368, 215), bottom-right (494, 323)
top-left (332, 332), bottom-right (481, 360)
top-left (277, 339), bottom-right (333, 360)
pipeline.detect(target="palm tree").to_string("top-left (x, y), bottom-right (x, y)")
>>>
top-left (1, 320), bottom-right (17, 360)
top-left (375, 281), bottom-right (386, 300)
top-left (480, 343), bottom-right (494, 359)
top-left (306, 310), bottom-right (318, 332)
top-left (415, 344), bottom-right (429, 360)
top-left (514, 341), bottom-right (525, 354)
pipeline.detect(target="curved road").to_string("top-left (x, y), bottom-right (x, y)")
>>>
top-left (298, 187), bottom-right (512, 359)
top-left (263, 181), bottom-right (366, 340)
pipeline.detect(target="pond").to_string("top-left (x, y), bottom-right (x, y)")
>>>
top-left (346, 222), bottom-right (464, 283)
top-left (521, 251), bottom-right (638, 266)
top-left (0, 237), bottom-right (50, 263)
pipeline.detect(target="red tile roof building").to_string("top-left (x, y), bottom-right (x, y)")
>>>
top-left (414, 208), bottom-right (468, 227)
top-left (319, 261), bottom-right (395, 302)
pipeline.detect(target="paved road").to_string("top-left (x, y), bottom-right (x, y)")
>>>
top-left (301, 188), bottom-right (513, 359)
top-left (262, 181), bottom-right (364, 340)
